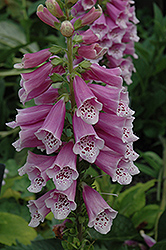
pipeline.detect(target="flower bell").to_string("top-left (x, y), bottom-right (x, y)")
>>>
top-left (73, 113), bottom-right (104, 163)
top-left (46, 141), bottom-right (79, 191)
top-left (35, 98), bottom-right (66, 154)
top-left (73, 75), bottom-right (102, 125)
top-left (45, 181), bottom-right (77, 219)
top-left (82, 183), bottom-right (118, 234)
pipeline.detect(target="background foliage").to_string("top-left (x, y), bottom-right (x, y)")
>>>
top-left (0, 0), bottom-right (166, 249)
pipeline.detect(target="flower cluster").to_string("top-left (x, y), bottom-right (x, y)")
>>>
top-left (7, 0), bottom-right (139, 236)
top-left (72, 0), bottom-right (139, 84)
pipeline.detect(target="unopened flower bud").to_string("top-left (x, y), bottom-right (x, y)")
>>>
top-left (45, 0), bottom-right (64, 18)
top-left (60, 21), bottom-right (74, 37)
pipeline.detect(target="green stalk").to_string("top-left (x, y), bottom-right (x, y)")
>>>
top-left (67, 34), bottom-right (83, 245)
top-left (75, 181), bottom-right (83, 243)
top-left (67, 37), bottom-right (75, 109)
top-left (155, 137), bottom-right (166, 240)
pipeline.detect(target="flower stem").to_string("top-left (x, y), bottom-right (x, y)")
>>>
top-left (75, 159), bottom-right (84, 243)
top-left (67, 37), bottom-right (75, 110)
top-left (155, 137), bottom-right (166, 240)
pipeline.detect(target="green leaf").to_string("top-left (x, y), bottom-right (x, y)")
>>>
top-left (0, 69), bottom-right (30, 77)
top-left (0, 21), bottom-right (26, 48)
top-left (50, 73), bottom-right (64, 83)
top-left (157, 210), bottom-right (166, 242)
top-left (79, 60), bottom-right (92, 70)
top-left (51, 57), bottom-right (64, 66)
top-left (135, 163), bottom-right (157, 178)
top-left (132, 204), bottom-right (160, 229)
top-left (49, 45), bottom-right (65, 54)
top-left (0, 212), bottom-right (37, 246)
top-left (0, 198), bottom-right (30, 222)
top-left (93, 244), bottom-right (108, 250)
top-left (27, 0), bottom-right (45, 16)
top-left (89, 214), bottom-right (139, 242)
top-left (0, 238), bottom-right (63, 250)
top-left (150, 240), bottom-right (166, 250)
top-left (135, 43), bottom-right (150, 64)
top-left (154, 55), bottom-right (166, 75)
top-left (114, 180), bottom-right (156, 216)
top-left (153, 3), bottom-right (163, 26)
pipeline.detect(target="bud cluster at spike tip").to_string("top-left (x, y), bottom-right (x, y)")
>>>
top-left (72, 0), bottom-right (139, 84)
top-left (7, 0), bottom-right (140, 235)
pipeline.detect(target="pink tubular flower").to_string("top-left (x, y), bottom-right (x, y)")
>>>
top-left (96, 129), bottom-right (139, 162)
top-left (77, 43), bottom-right (107, 61)
top-left (108, 43), bottom-right (126, 60)
top-left (6, 105), bottom-right (52, 128)
top-left (112, 159), bottom-right (139, 185)
top-left (45, 181), bottom-right (77, 219)
top-left (108, 27), bottom-right (126, 45)
top-left (82, 63), bottom-right (123, 88)
top-left (19, 78), bottom-right (52, 104)
top-left (116, 87), bottom-right (135, 117)
top-left (18, 151), bottom-right (56, 193)
top-left (28, 190), bottom-right (53, 227)
top-left (90, 13), bottom-right (108, 40)
top-left (73, 75), bottom-right (102, 125)
top-left (80, 29), bottom-right (99, 44)
top-left (122, 23), bottom-right (140, 43)
top-left (20, 62), bottom-right (53, 96)
top-left (95, 112), bottom-right (127, 139)
top-left (19, 62), bottom-right (53, 104)
top-left (95, 113), bottom-right (138, 143)
top-left (95, 147), bottom-right (139, 185)
top-left (88, 83), bottom-right (121, 115)
top-left (106, 2), bottom-right (128, 29)
top-left (95, 146), bottom-right (122, 176)
top-left (11, 121), bottom-right (45, 152)
top-left (46, 141), bottom-right (79, 191)
top-left (79, 6), bottom-right (102, 26)
top-left (140, 230), bottom-right (156, 248)
top-left (82, 183), bottom-right (118, 234)
top-left (34, 86), bottom-right (59, 105)
top-left (82, 0), bottom-right (97, 10)
top-left (37, 4), bottom-right (60, 28)
top-left (107, 56), bottom-right (135, 85)
top-left (73, 113), bottom-right (104, 163)
top-left (45, 0), bottom-right (64, 18)
top-left (124, 41), bottom-right (138, 59)
top-left (35, 98), bottom-right (66, 154)
top-left (14, 48), bottom-right (52, 69)
top-left (128, 6), bottom-right (139, 24)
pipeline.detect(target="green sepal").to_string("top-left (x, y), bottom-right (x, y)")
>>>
top-left (79, 60), bottom-right (92, 70)
top-left (56, 0), bottom-right (64, 10)
top-left (50, 73), bottom-right (64, 82)
top-left (67, 0), bottom-right (78, 8)
top-left (51, 57), bottom-right (64, 66)
top-left (73, 45), bottom-right (79, 55)
top-left (49, 45), bottom-right (65, 54)
top-left (73, 18), bottom-right (82, 30)
top-left (73, 34), bottom-right (83, 44)
top-left (54, 21), bottom-right (61, 30)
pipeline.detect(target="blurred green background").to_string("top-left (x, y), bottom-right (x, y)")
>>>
top-left (0, 0), bottom-right (166, 249)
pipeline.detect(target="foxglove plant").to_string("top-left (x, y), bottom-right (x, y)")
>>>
top-left (7, 0), bottom-right (139, 248)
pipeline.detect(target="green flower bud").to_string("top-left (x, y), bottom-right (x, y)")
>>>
top-left (60, 20), bottom-right (74, 38)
